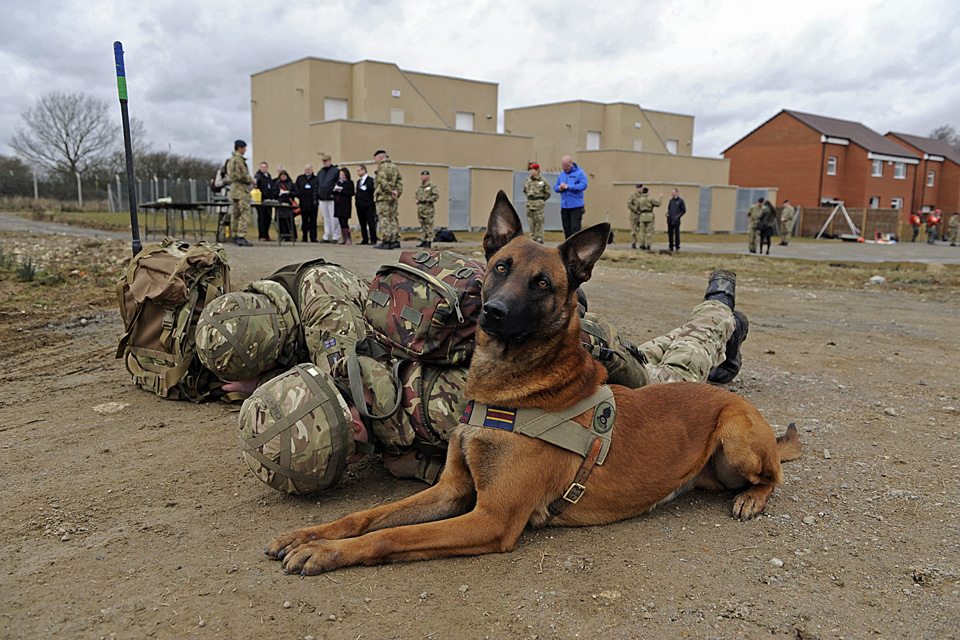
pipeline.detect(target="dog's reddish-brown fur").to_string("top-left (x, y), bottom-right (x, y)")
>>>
top-left (265, 190), bottom-right (801, 575)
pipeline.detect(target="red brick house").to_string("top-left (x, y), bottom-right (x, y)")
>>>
top-left (723, 110), bottom-right (920, 211)
top-left (885, 132), bottom-right (960, 214)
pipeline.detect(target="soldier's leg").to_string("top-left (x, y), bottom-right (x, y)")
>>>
top-left (384, 201), bottom-right (400, 244)
top-left (533, 206), bottom-right (545, 243)
top-left (426, 207), bottom-right (434, 244)
top-left (639, 300), bottom-right (736, 384)
top-left (630, 214), bottom-right (639, 248)
top-left (232, 197), bottom-right (251, 240)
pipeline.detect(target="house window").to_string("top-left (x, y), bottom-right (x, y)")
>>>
top-left (891, 197), bottom-right (903, 210)
top-left (927, 170), bottom-right (935, 187)
top-left (586, 131), bottom-right (601, 151)
top-left (894, 162), bottom-right (906, 179)
top-left (666, 139), bottom-right (679, 154)
top-left (869, 196), bottom-right (880, 208)
top-left (826, 156), bottom-right (837, 175)
top-left (390, 108), bottom-right (404, 125)
top-left (324, 98), bottom-right (348, 121)
top-left (633, 139), bottom-right (643, 152)
top-left (455, 111), bottom-right (474, 131)
top-left (871, 160), bottom-right (883, 177)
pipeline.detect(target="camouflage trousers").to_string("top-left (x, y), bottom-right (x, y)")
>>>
top-left (640, 220), bottom-right (655, 247)
top-left (780, 219), bottom-right (793, 243)
top-left (748, 223), bottom-right (760, 252)
top-left (950, 225), bottom-right (959, 244)
top-left (639, 300), bottom-right (735, 384)
top-left (630, 212), bottom-right (641, 245)
top-left (417, 204), bottom-right (435, 243)
top-left (526, 202), bottom-right (545, 243)
top-left (377, 200), bottom-right (400, 243)
top-left (231, 197), bottom-right (251, 240)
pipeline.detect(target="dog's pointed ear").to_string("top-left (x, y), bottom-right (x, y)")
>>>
top-left (482, 190), bottom-right (524, 261)
top-left (558, 223), bottom-right (610, 290)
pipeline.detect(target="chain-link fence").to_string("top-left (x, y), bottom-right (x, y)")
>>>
top-left (107, 178), bottom-right (217, 212)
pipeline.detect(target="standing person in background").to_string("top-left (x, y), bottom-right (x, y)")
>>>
top-left (316, 154), bottom-right (340, 243)
top-left (523, 163), bottom-right (551, 244)
top-left (553, 155), bottom-right (588, 238)
top-left (373, 150), bottom-right (403, 250)
top-left (333, 167), bottom-right (355, 245)
top-left (254, 161), bottom-right (274, 242)
top-left (926, 209), bottom-right (942, 244)
top-left (295, 164), bottom-right (319, 243)
top-left (272, 168), bottom-right (298, 241)
top-left (414, 170), bottom-right (439, 249)
top-left (226, 139), bottom-right (254, 247)
top-left (948, 212), bottom-right (959, 246)
top-left (355, 165), bottom-right (377, 245)
top-left (759, 200), bottom-right (777, 255)
top-left (779, 200), bottom-right (796, 246)
top-left (910, 211), bottom-right (923, 242)
top-left (747, 197), bottom-right (764, 253)
top-left (666, 188), bottom-right (686, 252)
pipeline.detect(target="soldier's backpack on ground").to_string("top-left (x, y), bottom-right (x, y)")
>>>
top-left (364, 250), bottom-right (484, 365)
top-left (433, 228), bottom-right (457, 243)
top-left (116, 237), bottom-right (230, 401)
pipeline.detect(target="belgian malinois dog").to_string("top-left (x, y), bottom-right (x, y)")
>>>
top-left (265, 191), bottom-right (801, 575)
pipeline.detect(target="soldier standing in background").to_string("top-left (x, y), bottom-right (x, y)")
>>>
top-left (638, 187), bottom-right (662, 251)
top-left (627, 184), bottom-right (644, 249)
top-left (747, 197), bottom-right (764, 253)
top-left (522, 163), bottom-right (551, 243)
top-left (414, 170), bottom-right (440, 248)
top-left (779, 200), bottom-right (796, 246)
top-left (226, 140), bottom-right (254, 247)
top-left (373, 150), bottom-right (403, 250)
top-left (948, 212), bottom-right (959, 246)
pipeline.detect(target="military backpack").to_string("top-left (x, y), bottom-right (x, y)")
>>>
top-left (364, 250), bottom-right (484, 365)
top-left (116, 237), bottom-right (230, 401)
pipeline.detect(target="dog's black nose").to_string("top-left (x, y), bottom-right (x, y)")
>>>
top-left (482, 300), bottom-right (508, 323)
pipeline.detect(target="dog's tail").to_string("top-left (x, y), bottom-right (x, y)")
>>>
top-left (776, 423), bottom-right (802, 462)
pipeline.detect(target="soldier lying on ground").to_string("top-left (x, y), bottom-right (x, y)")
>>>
top-left (228, 269), bottom-right (750, 493)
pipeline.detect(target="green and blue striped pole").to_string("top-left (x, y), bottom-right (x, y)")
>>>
top-left (114, 41), bottom-right (142, 256)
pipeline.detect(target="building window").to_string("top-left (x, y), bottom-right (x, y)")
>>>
top-left (390, 108), bottom-right (404, 125)
top-left (455, 111), bottom-right (474, 131)
top-left (871, 160), bottom-right (883, 177)
top-left (666, 139), bottom-right (679, 154)
top-left (927, 170), bottom-right (935, 187)
top-left (891, 197), bottom-right (903, 210)
top-left (869, 196), bottom-right (880, 208)
top-left (633, 139), bottom-right (643, 152)
top-left (826, 156), bottom-right (837, 175)
top-left (324, 98), bottom-right (348, 121)
top-left (586, 131), bottom-right (601, 151)
top-left (894, 162), bottom-right (906, 179)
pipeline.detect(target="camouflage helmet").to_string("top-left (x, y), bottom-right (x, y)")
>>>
top-left (238, 363), bottom-right (353, 495)
top-left (195, 282), bottom-right (297, 381)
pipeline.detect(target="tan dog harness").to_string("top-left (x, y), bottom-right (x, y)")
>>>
top-left (461, 386), bottom-right (616, 520)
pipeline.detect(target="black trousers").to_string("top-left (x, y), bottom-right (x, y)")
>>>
top-left (300, 207), bottom-right (318, 242)
top-left (561, 206), bottom-right (584, 238)
top-left (256, 206), bottom-right (273, 240)
top-left (356, 202), bottom-right (378, 243)
top-left (667, 222), bottom-right (681, 250)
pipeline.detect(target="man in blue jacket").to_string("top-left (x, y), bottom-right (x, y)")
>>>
top-left (553, 155), bottom-right (588, 238)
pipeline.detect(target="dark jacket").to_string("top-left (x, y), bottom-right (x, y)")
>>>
top-left (273, 175), bottom-right (298, 205)
top-left (254, 170), bottom-right (275, 199)
top-left (355, 174), bottom-right (375, 211)
top-left (333, 178), bottom-right (355, 221)
top-left (317, 165), bottom-right (339, 200)
top-left (666, 196), bottom-right (686, 224)
top-left (295, 173), bottom-right (319, 210)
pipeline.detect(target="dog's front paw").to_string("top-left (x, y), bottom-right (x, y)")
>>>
top-left (280, 540), bottom-right (345, 576)
top-left (264, 527), bottom-right (324, 560)
top-left (732, 490), bottom-right (767, 520)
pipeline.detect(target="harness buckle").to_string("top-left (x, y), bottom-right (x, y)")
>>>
top-left (562, 482), bottom-right (586, 504)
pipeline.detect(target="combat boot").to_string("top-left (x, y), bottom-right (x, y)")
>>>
top-left (632, 242), bottom-right (637, 249)
top-left (704, 269), bottom-right (736, 310)
top-left (708, 311), bottom-right (748, 384)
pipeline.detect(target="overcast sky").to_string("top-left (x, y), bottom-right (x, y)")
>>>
top-left (2, 0), bottom-right (959, 167)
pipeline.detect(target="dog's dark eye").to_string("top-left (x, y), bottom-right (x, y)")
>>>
top-left (537, 279), bottom-right (549, 288)
top-left (495, 263), bottom-right (506, 273)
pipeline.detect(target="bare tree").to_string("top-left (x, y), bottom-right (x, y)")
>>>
top-left (930, 124), bottom-right (960, 152)
top-left (10, 92), bottom-right (118, 178)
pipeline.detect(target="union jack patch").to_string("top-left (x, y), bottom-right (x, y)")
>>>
top-left (323, 338), bottom-right (337, 349)
top-left (482, 406), bottom-right (516, 430)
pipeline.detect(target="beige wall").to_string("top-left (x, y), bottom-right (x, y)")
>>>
top-left (468, 168), bottom-right (514, 228)
top-left (709, 186), bottom-right (739, 232)
top-left (644, 109), bottom-right (695, 156)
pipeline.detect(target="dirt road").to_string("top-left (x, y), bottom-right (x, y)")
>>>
top-left (1, 226), bottom-right (958, 639)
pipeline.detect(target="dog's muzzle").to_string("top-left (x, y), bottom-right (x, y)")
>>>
top-left (479, 300), bottom-right (529, 342)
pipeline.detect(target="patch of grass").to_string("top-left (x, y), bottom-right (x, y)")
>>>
top-left (15, 256), bottom-right (37, 282)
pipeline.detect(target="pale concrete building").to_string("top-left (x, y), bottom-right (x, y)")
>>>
top-left (252, 58), bottom-right (738, 233)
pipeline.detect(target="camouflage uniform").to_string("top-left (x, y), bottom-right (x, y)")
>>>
top-left (780, 204), bottom-right (796, 244)
top-left (627, 192), bottom-right (644, 247)
top-left (336, 300), bottom-right (734, 484)
top-left (523, 173), bottom-right (551, 243)
top-left (414, 180), bottom-right (440, 243)
top-left (375, 158), bottom-right (403, 243)
top-left (226, 150), bottom-right (252, 240)
top-left (637, 193), bottom-right (661, 248)
top-left (747, 203), bottom-right (763, 252)
top-left (949, 214), bottom-right (960, 246)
